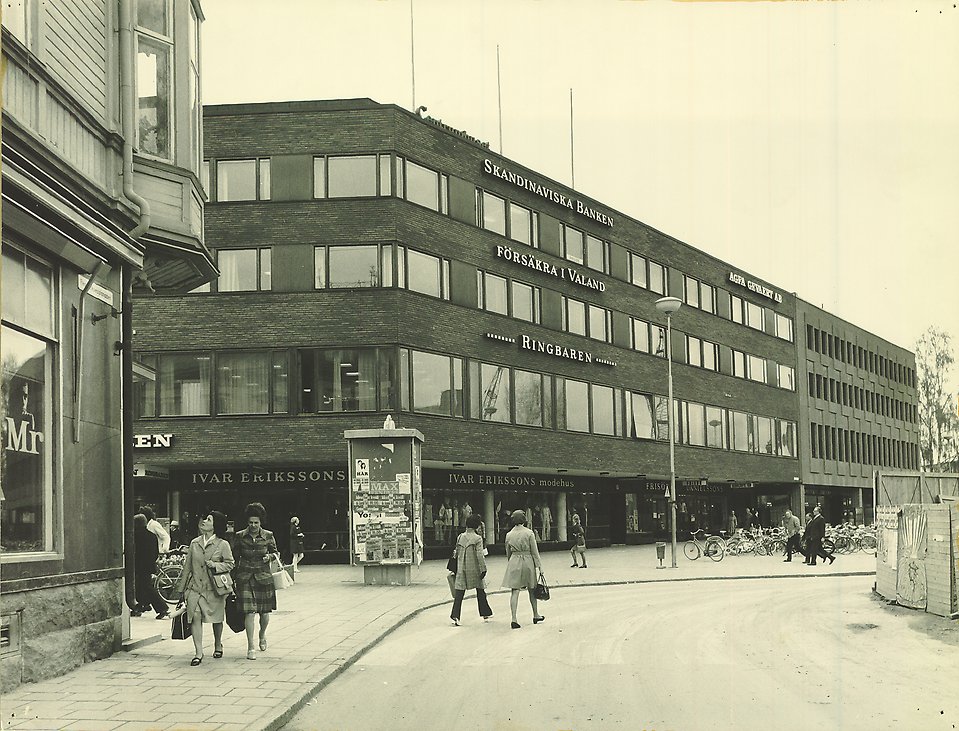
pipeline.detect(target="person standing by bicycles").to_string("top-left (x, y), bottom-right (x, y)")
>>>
top-left (133, 513), bottom-right (169, 619)
top-left (781, 509), bottom-right (803, 562)
top-left (141, 506), bottom-right (170, 554)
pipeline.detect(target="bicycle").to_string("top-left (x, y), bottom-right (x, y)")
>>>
top-left (683, 528), bottom-right (725, 562)
top-left (153, 546), bottom-right (187, 604)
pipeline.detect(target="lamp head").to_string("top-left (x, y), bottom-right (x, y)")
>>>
top-left (655, 296), bottom-right (682, 315)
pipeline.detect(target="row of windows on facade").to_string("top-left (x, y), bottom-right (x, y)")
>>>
top-left (134, 346), bottom-right (798, 458)
top-left (807, 371), bottom-right (916, 426)
top-left (4, 0), bottom-right (203, 175)
top-left (200, 154), bottom-right (796, 345)
top-left (805, 324), bottom-right (913, 388)
top-left (809, 422), bottom-right (919, 470)
top-left (188, 244), bottom-right (796, 393)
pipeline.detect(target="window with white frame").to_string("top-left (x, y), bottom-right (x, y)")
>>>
top-left (587, 304), bottom-right (610, 342)
top-left (649, 260), bottom-right (667, 295)
top-left (632, 318), bottom-right (650, 353)
top-left (745, 300), bottom-right (764, 331)
top-left (217, 248), bottom-right (271, 291)
top-left (747, 354), bottom-right (767, 383)
top-left (564, 297), bottom-right (587, 336)
top-left (136, 0), bottom-right (173, 160)
top-left (775, 312), bottom-right (794, 342)
top-left (687, 335), bottom-right (703, 367)
top-left (1, 245), bottom-right (56, 554)
top-left (699, 282), bottom-right (715, 314)
top-left (705, 405), bottom-right (726, 448)
top-left (684, 276), bottom-right (700, 309)
top-left (508, 202), bottom-right (537, 246)
top-left (778, 363), bottom-right (795, 391)
top-left (585, 234), bottom-right (606, 273)
top-left (730, 294), bottom-right (744, 324)
top-left (480, 191), bottom-right (507, 235)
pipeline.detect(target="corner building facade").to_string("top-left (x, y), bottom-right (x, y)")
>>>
top-left (131, 99), bottom-right (917, 562)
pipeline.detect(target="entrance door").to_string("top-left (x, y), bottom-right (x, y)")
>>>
top-left (608, 491), bottom-right (626, 544)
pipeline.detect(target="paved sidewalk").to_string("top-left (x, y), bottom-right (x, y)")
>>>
top-left (1, 545), bottom-right (875, 731)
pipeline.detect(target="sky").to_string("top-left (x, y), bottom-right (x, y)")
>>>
top-left (200, 0), bottom-right (959, 382)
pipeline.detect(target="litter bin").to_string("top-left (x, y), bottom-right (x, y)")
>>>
top-left (655, 542), bottom-right (666, 568)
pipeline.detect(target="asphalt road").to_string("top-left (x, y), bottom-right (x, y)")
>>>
top-left (283, 576), bottom-right (959, 731)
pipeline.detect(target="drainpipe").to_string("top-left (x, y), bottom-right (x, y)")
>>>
top-left (119, 0), bottom-right (151, 238)
top-left (119, 0), bottom-right (150, 614)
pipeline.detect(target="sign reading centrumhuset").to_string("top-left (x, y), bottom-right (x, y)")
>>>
top-left (350, 440), bottom-right (416, 566)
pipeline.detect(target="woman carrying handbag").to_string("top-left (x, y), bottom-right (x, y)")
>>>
top-left (450, 515), bottom-right (493, 625)
top-left (233, 502), bottom-right (278, 660)
top-left (173, 510), bottom-right (235, 665)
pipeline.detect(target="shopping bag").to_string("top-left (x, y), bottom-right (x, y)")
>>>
top-left (533, 572), bottom-right (550, 601)
top-left (171, 603), bottom-right (192, 640)
top-left (271, 554), bottom-right (293, 590)
top-left (225, 593), bottom-right (245, 633)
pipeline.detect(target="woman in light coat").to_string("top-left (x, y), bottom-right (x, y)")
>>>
top-left (174, 510), bottom-right (235, 665)
top-left (501, 509), bottom-right (544, 629)
top-left (450, 515), bottom-right (493, 625)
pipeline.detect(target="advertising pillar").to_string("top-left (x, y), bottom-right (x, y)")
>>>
top-left (345, 426), bottom-right (425, 586)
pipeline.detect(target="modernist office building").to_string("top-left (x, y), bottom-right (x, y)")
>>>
top-left (1, 0), bottom-right (213, 690)
top-left (130, 98), bottom-right (919, 560)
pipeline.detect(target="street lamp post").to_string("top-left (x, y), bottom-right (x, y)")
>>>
top-left (655, 296), bottom-right (682, 568)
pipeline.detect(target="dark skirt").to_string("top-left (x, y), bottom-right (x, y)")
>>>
top-left (235, 574), bottom-right (276, 614)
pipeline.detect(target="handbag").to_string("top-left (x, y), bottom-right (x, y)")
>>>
top-left (225, 593), bottom-right (245, 633)
top-left (171, 603), bottom-right (192, 640)
top-left (446, 548), bottom-right (457, 574)
top-left (533, 571), bottom-right (550, 601)
top-left (209, 568), bottom-right (234, 597)
top-left (271, 554), bottom-right (293, 590)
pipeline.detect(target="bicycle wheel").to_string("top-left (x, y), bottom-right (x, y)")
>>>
top-left (755, 540), bottom-right (769, 556)
top-left (724, 537), bottom-right (741, 556)
top-left (704, 537), bottom-right (725, 561)
top-left (822, 538), bottom-right (836, 554)
top-left (860, 534), bottom-right (877, 555)
top-left (834, 536), bottom-right (853, 555)
top-left (155, 566), bottom-right (181, 604)
top-left (769, 539), bottom-right (786, 557)
top-left (683, 541), bottom-right (701, 561)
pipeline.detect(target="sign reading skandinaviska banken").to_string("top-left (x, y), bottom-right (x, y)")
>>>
top-left (483, 159), bottom-right (614, 227)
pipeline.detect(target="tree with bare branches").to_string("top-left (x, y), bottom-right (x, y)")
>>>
top-left (915, 327), bottom-right (959, 470)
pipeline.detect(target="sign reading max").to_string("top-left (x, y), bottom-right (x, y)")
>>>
top-left (483, 159), bottom-right (614, 227)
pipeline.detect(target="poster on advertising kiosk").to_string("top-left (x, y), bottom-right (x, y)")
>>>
top-left (349, 439), bottom-right (416, 566)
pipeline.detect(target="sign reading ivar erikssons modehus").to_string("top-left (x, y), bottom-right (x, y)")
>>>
top-left (484, 159), bottom-right (614, 227)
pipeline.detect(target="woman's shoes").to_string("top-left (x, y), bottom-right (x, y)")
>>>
top-left (247, 649), bottom-right (257, 660)
top-left (570, 563), bottom-right (579, 568)
top-left (190, 656), bottom-right (203, 666)
top-left (580, 565), bottom-right (588, 569)
top-left (511, 622), bottom-right (521, 629)
top-left (212, 648), bottom-right (223, 659)
top-left (533, 616), bottom-right (546, 624)
top-left (259, 638), bottom-right (268, 652)
top-left (450, 617), bottom-right (460, 626)
top-left (483, 616), bottom-right (492, 623)
top-left (155, 612), bottom-right (170, 620)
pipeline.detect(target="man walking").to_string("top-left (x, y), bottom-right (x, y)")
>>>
top-left (804, 506), bottom-right (835, 566)
top-left (781, 509), bottom-right (802, 562)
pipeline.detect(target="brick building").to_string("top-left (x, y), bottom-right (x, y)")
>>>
top-left (130, 99), bottom-right (918, 561)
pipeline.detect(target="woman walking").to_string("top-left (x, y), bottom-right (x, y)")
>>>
top-left (569, 513), bottom-right (587, 568)
top-left (450, 515), bottom-right (493, 625)
top-left (501, 509), bottom-right (544, 629)
top-left (289, 516), bottom-right (305, 573)
top-left (173, 511), bottom-right (235, 665)
top-left (233, 502), bottom-right (278, 660)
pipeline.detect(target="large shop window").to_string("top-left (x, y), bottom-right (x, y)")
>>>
top-left (470, 362), bottom-right (512, 423)
top-left (299, 348), bottom-right (381, 413)
top-left (401, 349), bottom-right (464, 417)
top-left (216, 159), bottom-right (271, 201)
top-left (1, 247), bottom-right (56, 554)
top-left (136, 0), bottom-right (173, 160)
top-left (315, 245), bottom-right (387, 288)
top-left (217, 248), bottom-right (271, 291)
top-left (158, 353), bottom-right (211, 415)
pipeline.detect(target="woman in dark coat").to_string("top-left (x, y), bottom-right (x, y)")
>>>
top-left (450, 515), bottom-right (492, 625)
top-left (289, 516), bottom-right (305, 573)
top-left (133, 513), bottom-right (168, 618)
top-left (233, 502), bottom-right (277, 660)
